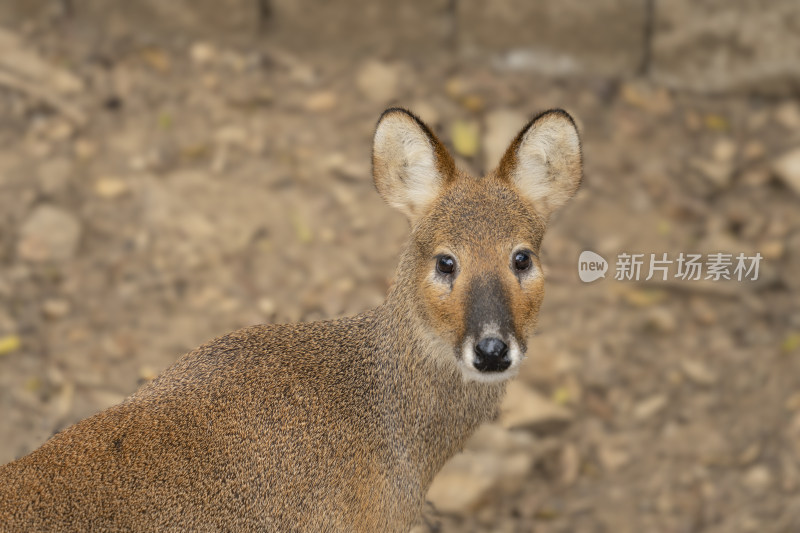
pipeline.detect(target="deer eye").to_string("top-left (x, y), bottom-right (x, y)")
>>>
top-left (436, 255), bottom-right (456, 275)
top-left (513, 251), bottom-right (532, 272)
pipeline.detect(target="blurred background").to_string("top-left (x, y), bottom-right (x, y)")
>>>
top-left (1, 1), bottom-right (799, 531)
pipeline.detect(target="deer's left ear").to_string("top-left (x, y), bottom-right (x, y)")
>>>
top-left (497, 109), bottom-right (583, 221)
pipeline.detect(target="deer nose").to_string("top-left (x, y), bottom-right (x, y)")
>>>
top-left (473, 338), bottom-right (511, 372)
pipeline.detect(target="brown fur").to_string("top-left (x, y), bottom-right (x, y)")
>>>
top-left (0, 108), bottom-right (582, 532)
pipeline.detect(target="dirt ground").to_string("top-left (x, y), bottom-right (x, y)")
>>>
top-left (1, 3), bottom-right (800, 532)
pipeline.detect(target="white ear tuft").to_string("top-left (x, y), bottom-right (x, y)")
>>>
top-left (372, 108), bottom-right (454, 222)
top-left (498, 109), bottom-right (582, 220)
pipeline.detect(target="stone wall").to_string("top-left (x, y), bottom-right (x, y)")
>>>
top-left (1, 0), bottom-right (798, 94)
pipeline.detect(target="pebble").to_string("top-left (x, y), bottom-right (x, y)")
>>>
top-left (743, 140), bottom-right (766, 161)
top-left (680, 359), bottom-right (717, 386)
top-left (426, 450), bottom-right (533, 513)
top-left (759, 239), bottom-right (785, 260)
top-left (772, 148), bottom-right (800, 196)
top-left (93, 178), bottom-right (130, 199)
top-left (742, 465), bottom-right (773, 494)
top-left (74, 138), bottom-right (97, 160)
top-left (42, 298), bottom-right (70, 319)
top-left (190, 41), bottom-right (217, 66)
top-left (645, 306), bottom-right (677, 333)
top-left (17, 204), bottom-right (81, 262)
top-left (500, 381), bottom-right (572, 433)
top-left (465, 422), bottom-right (536, 455)
top-left (355, 60), bottom-right (399, 103)
top-left (774, 101), bottom-right (800, 130)
top-left (633, 394), bottom-right (667, 421)
top-left (304, 91), bottom-right (338, 112)
top-left (712, 138), bottom-right (737, 162)
top-left (560, 443), bottom-right (581, 486)
top-left (484, 109), bottom-right (525, 168)
top-left (225, 86), bottom-right (274, 109)
top-left (258, 298), bottom-right (277, 317)
top-left (689, 297), bottom-right (718, 325)
top-left (690, 157), bottom-right (734, 189)
top-left (214, 125), bottom-right (248, 147)
top-left (598, 443), bottom-right (631, 472)
top-left (620, 82), bottom-right (674, 116)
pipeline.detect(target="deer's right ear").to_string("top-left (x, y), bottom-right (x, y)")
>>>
top-left (373, 108), bottom-right (455, 222)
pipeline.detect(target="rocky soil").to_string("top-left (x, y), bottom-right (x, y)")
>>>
top-left (1, 2), bottom-right (800, 532)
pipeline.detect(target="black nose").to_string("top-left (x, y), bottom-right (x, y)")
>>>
top-left (473, 337), bottom-right (511, 372)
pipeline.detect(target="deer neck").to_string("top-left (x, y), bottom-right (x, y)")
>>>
top-left (374, 284), bottom-right (506, 490)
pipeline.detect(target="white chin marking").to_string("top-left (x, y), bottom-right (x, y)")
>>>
top-left (458, 334), bottom-right (523, 384)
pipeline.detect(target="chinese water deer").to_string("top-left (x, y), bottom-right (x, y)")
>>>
top-left (0, 108), bottom-right (582, 531)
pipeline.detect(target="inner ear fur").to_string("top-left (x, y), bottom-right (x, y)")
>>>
top-left (372, 108), bottom-right (456, 222)
top-left (497, 109), bottom-right (583, 221)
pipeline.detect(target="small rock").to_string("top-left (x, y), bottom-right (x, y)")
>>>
top-left (624, 289), bottom-right (667, 308)
top-left (740, 167), bottom-right (771, 187)
top-left (644, 306), bottom-right (677, 333)
top-left (775, 102), bottom-right (800, 130)
top-left (42, 299), bottom-right (70, 319)
top-left (139, 365), bottom-right (158, 382)
top-left (47, 119), bottom-right (74, 141)
top-left (738, 443), bottom-right (761, 466)
top-left (684, 110), bottom-right (702, 131)
top-left (712, 138), bottom-right (737, 163)
top-left (500, 381), bottom-right (572, 433)
top-left (93, 178), bottom-right (129, 199)
top-left (598, 444), bottom-right (630, 472)
top-left (141, 47), bottom-right (171, 73)
top-left (690, 157), bottom-right (733, 189)
top-left (785, 391), bottom-right (800, 411)
top-left (74, 138), bottom-right (97, 160)
top-left (426, 450), bottom-right (533, 513)
top-left (460, 94), bottom-right (485, 112)
top-left (484, 109), bottom-right (525, 168)
top-left (214, 126), bottom-right (248, 147)
top-left (620, 82), bottom-right (674, 116)
top-left (258, 298), bottom-right (277, 317)
top-left (355, 60), bottom-right (399, 103)
top-left (633, 394), bottom-right (667, 421)
top-left (225, 86), bottom-right (274, 109)
top-left (680, 359), bottom-right (717, 386)
top-left (190, 41), bottom-right (217, 66)
top-left (560, 443), bottom-right (580, 486)
top-left (742, 465), bottom-right (772, 494)
top-left (465, 422), bottom-right (536, 455)
top-left (304, 91), bottom-right (337, 112)
top-left (17, 205), bottom-right (81, 262)
top-left (444, 77), bottom-right (468, 100)
top-left (772, 148), bottom-right (800, 196)
top-left (689, 297), bottom-right (717, 325)
top-left (759, 239), bottom-right (784, 260)
top-left (743, 140), bottom-right (766, 161)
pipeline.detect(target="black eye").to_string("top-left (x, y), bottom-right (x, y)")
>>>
top-left (436, 255), bottom-right (456, 275)
top-left (513, 251), bottom-right (532, 272)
